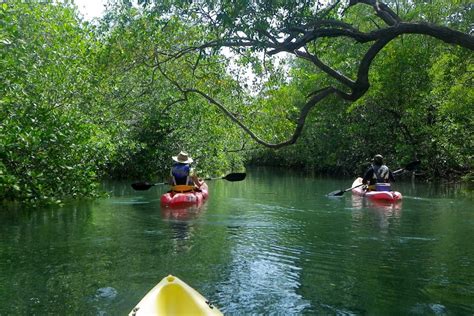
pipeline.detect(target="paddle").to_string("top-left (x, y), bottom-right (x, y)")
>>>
top-left (327, 160), bottom-right (421, 197)
top-left (131, 172), bottom-right (246, 191)
top-left (204, 173), bottom-right (246, 182)
top-left (131, 181), bottom-right (167, 191)
top-left (327, 183), bottom-right (365, 197)
top-left (393, 159), bottom-right (421, 175)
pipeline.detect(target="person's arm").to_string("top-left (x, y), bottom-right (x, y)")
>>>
top-left (362, 168), bottom-right (373, 184)
top-left (388, 170), bottom-right (395, 182)
top-left (189, 168), bottom-right (201, 187)
top-left (168, 168), bottom-right (174, 185)
top-left (191, 175), bottom-right (202, 187)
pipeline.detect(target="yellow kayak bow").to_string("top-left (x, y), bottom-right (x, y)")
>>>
top-left (129, 275), bottom-right (223, 316)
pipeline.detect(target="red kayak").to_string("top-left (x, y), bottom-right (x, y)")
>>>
top-left (351, 177), bottom-right (402, 202)
top-left (160, 182), bottom-right (209, 208)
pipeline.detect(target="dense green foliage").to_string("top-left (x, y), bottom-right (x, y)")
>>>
top-left (245, 1), bottom-right (473, 181)
top-left (96, 4), bottom-right (246, 179)
top-left (0, 3), bottom-right (116, 204)
top-left (0, 0), bottom-right (472, 205)
top-left (249, 35), bottom-right (473, 180)
top-left (0, 2), bottom-right (245, 205)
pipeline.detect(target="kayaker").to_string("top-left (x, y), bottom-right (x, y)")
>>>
top-left (169, 151), bottom-right (202, 189)
top-left (362, 154), bottom-right (395, 191)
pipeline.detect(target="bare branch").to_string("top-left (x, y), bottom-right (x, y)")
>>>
top-left (270, 22), bottom-right (474, 55)
top-left (182, 87), bottom-right (336, 149)
top-left (163, 97), bottom-right (187, 112)
top-left (256, 28), bottom-right (280, 45)
top-left (349, 0), bottom-right (401, 26)
top-left (295, 48), bottom-right (356, 88)
top-left (318, 0), bottom-right (341, 20)
top-left (351, 36), bottom-right (397, 100)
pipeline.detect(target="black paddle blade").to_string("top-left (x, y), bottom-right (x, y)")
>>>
top-left (405, 160), bottom-right (421, 171)
top-left (131, 182), bottom-right (154, 191)
top-left (327, 190), bottom-right (344, 197)
top-left (223, 173), bottom-right (246, 181)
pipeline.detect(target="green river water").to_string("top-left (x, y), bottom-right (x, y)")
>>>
top-left (1, 167), bottom-right (473, 315)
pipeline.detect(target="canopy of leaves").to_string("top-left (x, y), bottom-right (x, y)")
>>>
top-left (1, 0), bottom-right (472, 205)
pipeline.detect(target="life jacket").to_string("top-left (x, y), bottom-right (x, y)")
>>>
top-left (171, 163), bottom-right (192, 185)
top-left (372, 164), bottom-right (390, 183)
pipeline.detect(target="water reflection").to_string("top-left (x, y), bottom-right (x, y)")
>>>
top-left (210, 189), bottom-right (311, 314)
top-left (160, 203), bottom-right (207, 221)
top-left (161, 203), bottom-right (209, 254)
top-left (350, 195), bottom-right (402, 231)
top-left (350, 195), bottom-right (403, 212)
top-left (1, 172), bottom-right (473, 315)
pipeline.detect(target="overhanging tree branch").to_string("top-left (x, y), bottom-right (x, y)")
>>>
top-left (151, 0), bottom-right (473, 149)
top-left (294, 47), bottom-right (356, 88)
top-left (184, 87), bottom-right (336, 149)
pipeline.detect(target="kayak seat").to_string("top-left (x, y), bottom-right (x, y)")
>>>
top-left (171, 185), bottom-right (195, 193)
top-left (375, 183), bottom-right (391, 191)
top-left (367, 183), bottom-right (392, 191)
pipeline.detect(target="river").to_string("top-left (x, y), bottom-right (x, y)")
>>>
top-left (1, 167), bottom-right (473, 314)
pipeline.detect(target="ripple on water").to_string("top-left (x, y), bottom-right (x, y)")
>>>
top-left (212, 204), bottom-right (311, 314)
top-left (215, 240), bottom-right (311, 314)
top-left (398, 236), bottom-right (437, 243)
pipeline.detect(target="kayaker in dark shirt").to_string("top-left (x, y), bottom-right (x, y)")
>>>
top-left (362, 154), bottom-right (395, 190)
top-left (169, 151), bottom-right (201, 188)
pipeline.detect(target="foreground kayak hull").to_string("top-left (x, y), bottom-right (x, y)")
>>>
top-left (160, 182), bottom-right (209, 208)
top-left (351, 177), bottom-right (402, 202)
top-left (129, 275), bottom-right (223, 316)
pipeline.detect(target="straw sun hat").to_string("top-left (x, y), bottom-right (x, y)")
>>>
top-left (172, 151), bottom-right (193, 164)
